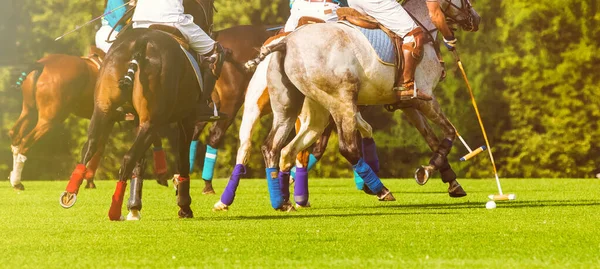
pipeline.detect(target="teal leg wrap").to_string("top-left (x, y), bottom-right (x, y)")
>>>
top-left (307, 154), bottom-right (318, 171)
top-left (354, 170), bottom-right (365, 190)
top-left (266, 167), bottom-right (283, 209)
top-left (189, 140), bottom-right (199, 173)
top-left (201, 145), bottom-right (218, 181)
top-left (290, 154), bottom-right (319, 178)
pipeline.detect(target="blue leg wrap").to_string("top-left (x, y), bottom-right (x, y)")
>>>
top-left (353, 158), bottom-right (383, 194)
top-left (189, 140), bottom-right (199, 173)
top-left (266, 167), bottom-right (284, 209)
top-left (362, 138), bottom-right (380, 173)
top-left (201, 145), bottom-right (218, 181)
top-left (290, 166), bottom-right (296, 179)
top-left (354, 170), bottom-right (365, 190)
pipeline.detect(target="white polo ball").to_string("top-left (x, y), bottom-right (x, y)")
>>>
top-left (485, 200), bottom-right (496, 209)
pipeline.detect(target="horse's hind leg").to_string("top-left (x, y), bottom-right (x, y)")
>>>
top-left (175, 116), bottom-right (196, 218)
top-left (12, 119), bottom-right (58, 190)
top-left (411, 99), bottom-right (466, 197)
top-left (8, 111), bottom-right (34, 190)
top-left (126, 157), bottom-right (146, 221)
top-left (214, 77), bottom-right (271, 211)
top-left (279, 99), bottom-right (330, 207)
top-left (188, 121), bottom-right (207, 176)
top-left (332, 103), bottom-right (395, 202)
top-left (108, 122), bottom-right (155, 220)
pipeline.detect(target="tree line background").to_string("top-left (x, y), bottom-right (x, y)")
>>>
top-left (0, 0), bottom-right (598, 182)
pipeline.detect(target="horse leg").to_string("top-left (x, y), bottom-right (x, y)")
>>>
top-left (215, 60), bottom-right (271, 211)
top-left (188, 121), bottom-right (207, 175)
top-left (61, 109), bottom-right (115, 208)
top-left (8, 111), bottom-right (33, 190)
top-left (11, 119), bottom-right (57, 190)
top-left (83, 153), bottom-right (102, 189)
top-left (279, 99), bottom-right (330, 208)
top-left (126, 157), bottom-right (146, 221)
top-left (333, 105), bottom-right (395, 202)
top-left (151, 134), bottom-right (169, 187)
top-left (108, 122), bottom-right (155, 220)
top-left (175, 117), bottom-right (196, 218)
top-left (411, 99), bottom-right (466, 197)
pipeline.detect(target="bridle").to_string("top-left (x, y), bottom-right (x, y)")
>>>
top-left (439, 0), bottom-right (476, 31)
top-left (194, 0), bottom-right (217, 35)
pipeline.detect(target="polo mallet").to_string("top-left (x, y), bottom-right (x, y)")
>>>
top-left (54, 0), bottom-right (132, 41)
top-left (454, 128), bottom-right (486, 161)
top-left (452, 50), bottom-right (515, 201)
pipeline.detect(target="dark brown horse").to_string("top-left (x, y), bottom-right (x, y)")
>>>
top-left (8, 48), bottom-right (172, 192)
top-left (62, 0), bottom-right (274, 220)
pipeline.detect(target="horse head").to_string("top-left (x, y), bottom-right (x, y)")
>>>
top-left (183, 0), bottom-right (216, 35)
top-left (439, 0), bottom-right (481, 32)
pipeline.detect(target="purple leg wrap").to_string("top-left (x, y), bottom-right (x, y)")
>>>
top-left (294, 167), bottom-right (309, 206)
top-left (278, 171), bottom-right (290, 202)
top-left (220, 164), bottom-right (246, 205)
top-left (362, 137), bottom-right (380, 173)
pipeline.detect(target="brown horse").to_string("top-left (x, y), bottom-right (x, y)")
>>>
top-left (8, 48), bottom-right (172, 192)
top-left (62, 0), bottom-right (274, 220)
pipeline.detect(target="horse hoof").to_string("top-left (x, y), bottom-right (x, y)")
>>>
top-left (156, 174), bottom-right (169, 187)
top-left (448, 181), bottom-right (467, 198)
top-left (295, 201), bottom-right (311, 209)
top-left (59, 192), bottom-right (77, 209)
top-left (202, 187), bottom-right (216, 195)
top-left (414, 165), bottom-right (432, 185)
top-left (178, 207), bottom-right (194, 218)
top-left (13, 183), bottom-right (25, 191)
top-left (126, 210), bottom-right (142, 221)
top-left (109, 215), bottom-right (125, 221)
top-left (377, 188), bottom-right (396, 202)
top-left (213, 201), bottom-right (229, 211)
top-left (278, 201), bottom-right (296, 212)
top-left (85, 181), bottom-right (96, 189)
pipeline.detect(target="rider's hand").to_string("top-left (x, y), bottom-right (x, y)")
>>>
top-left (443, 36), bottom-right (457, 51)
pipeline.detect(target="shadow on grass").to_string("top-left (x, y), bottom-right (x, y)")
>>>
top-left (371, 199), bottom-right (600, 210)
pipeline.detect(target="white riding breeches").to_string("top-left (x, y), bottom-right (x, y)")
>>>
top-left (347, 0), bottom-right (418, 43)
top-left (133, 14), bottom-right (215, 55)
top-left (284, 0), bottom-right (340, 32)
top-left (95, 22), bottom-right (119, 54)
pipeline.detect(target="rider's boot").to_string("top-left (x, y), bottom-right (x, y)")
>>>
top-left (394, 27), bottom-right (432, 101)
top-left (197, 42), bottom-right (226, 122)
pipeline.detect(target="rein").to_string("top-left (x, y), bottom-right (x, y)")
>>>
top-left (195, 0), bottom-right (216, 35)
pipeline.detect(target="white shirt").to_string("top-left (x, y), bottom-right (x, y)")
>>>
top-left (132, 0), bottom-right (185, 23)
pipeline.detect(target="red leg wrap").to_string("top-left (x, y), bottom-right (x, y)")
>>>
top-left (108, 180), bottom-right (127, 221)
top-left (66, 164), bottom-right (87, 193)
top-left (153, 149), bottom-right (168, 175)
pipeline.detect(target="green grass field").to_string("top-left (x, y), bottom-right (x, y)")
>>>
top-left (1, 178), bottom-right (599, 268)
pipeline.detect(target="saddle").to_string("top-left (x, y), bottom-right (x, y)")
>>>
top-left (336, 7), bottom-right (407, 89)
top-left (148, 24), bottom-right (205, 92)
top-left (81, 46), bottom-right (106, 70)
top-left (336, 7), bottom-right (428, 90)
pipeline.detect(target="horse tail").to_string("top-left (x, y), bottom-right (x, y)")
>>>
top-left (118, 38), bottom-right (148, 93)
top-left (13, 63), bottom-right (43, 90)
top-left (244, 40), bottom-right (287, 73)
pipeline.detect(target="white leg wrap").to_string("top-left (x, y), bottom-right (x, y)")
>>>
top-left (10, 154), bottom-right (27, 186)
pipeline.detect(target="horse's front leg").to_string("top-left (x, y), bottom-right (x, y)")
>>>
top-left (410, 99), bottom-right (466, 197)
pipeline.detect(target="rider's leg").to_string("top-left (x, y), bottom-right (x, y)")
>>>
top-left (176, 15), bottom-right (225, 122)
top-left (396, 27), bottom-right (431, 101)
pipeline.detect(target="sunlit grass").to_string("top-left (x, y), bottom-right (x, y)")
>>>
top-left (0, 178), bottom-right (599, 268)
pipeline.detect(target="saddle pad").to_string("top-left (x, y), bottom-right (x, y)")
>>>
top-left (179, 44), bottom-right (204, 91)
top-left (338, 21), bottom-right (395, 65)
